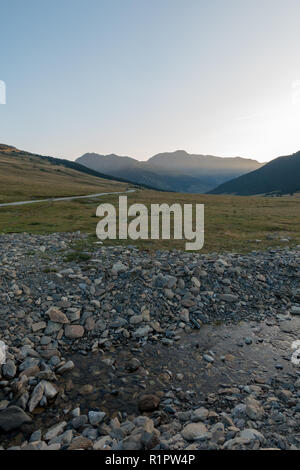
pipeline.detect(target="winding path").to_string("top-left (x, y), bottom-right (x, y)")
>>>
top-left (0, 189), bottom-right (136, 208)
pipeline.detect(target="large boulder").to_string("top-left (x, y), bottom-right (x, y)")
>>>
top-left (0, 406), bottom-right (32, 432)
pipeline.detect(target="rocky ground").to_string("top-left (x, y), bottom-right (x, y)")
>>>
top-left (0, 232), bottom-right (300, 450)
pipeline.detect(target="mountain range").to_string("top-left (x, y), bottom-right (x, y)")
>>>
top-left (1, 144), bottom-right (299, 198)
top-left (209, 151), bottom-right (300, 195)
top-left (76, 150), bottom-right (262, 193)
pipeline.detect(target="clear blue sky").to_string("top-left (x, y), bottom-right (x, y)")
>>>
top-left (1, 0), bottom-right (300, 162)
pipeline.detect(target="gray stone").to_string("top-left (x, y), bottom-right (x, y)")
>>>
top-left (28, 382), bottom-right (45, 412)
top-left (2, 359), bottom-right (16, 379)
top-left (0, 406), bottom-right (32, 432)
top-left (88, 411), bottom-right (106, 426)
top-left (181, 422), bottom-right (208, 441)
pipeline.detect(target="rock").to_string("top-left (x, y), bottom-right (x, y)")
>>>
top-left (30, 430), bottom-right (42, 442)
top-left (2, 359), bottom-right (16, 379)
top-left (56, 360), bottom-right (74, 374)
top-left (122, 433), bottom-right (143, 450)
top-left (133, 325), bottom-right (153, 338)
top-left (72, 415), bottom-right (88, 430)
top-left (112, 262), bottom-right (128, 274)
top-left (245, 397), bottom-right (264, 421)
top-left (232, 404), bottom-right (247, 419)
top-left (68, 437), bottom-right (93, 450)
top-left (141, 420), bottom-right (160, 449)
top-left (149, 321), bottom-right (163, 333)
top-left (0, 406), bottom-right (32, 432)
top-left (71, 407), bottom-right (80, 417)
top-left (45, 422), bottom-right (67, 441)
top-left (32, 322), bottom-right (47, 332)
top-left (179, 308), bottom-right (190, 323)
top-left (138, 394), bottom-right (160, 412)
top-left (210, 422), bottom-right (225, 444)
top-left (40, 348), bottom-right (60, 360)
top-left (28, 381), bottom-right (45, 412)
top-left (88, 411), bottom-right (106, 426)
top-left (192, 407), bottom-right (209, 422)
top-left (93, 435), bottom-right (112, 450)
top-left (67, 309), bottom-right (81, 322)
top-left (44, 321), bottom-right (63, 336)
top-left (239, 428), bottom-right (266, 445)
top-left (126, 358), bottom-right (141, 372)
top-left (203, 354), bottom-right (214, 363)
top-left (41, 381), bottom-right (58, 399)
top-left (295, 378), bottom-right (300, 389)
top-left (291, 306), bottom-right (300, 315)
top-left (1, 233), bottom-right (300, 451)
top-left (219, 294), bottom-right (239, 302)
top-left (191, 277), bottom-right (201, 288)
top-left (47, 443), bottom-right (61, 450)
top-left (79, 384), bottom-right (94, 395)
top-left (223, 436), bottom-right (249, 450)
top-left (23, 441), bottom-right (49, 450)
top-left (181, 422), bottom-right (208, 441)
top-left (47, 307), bottom-right (69, 324)
top-left (84, 317), bottom-right (95, 331)
top-left (64, 325), bottom-right (84, 339)
top-left (130, 315), bottom-right (143, 325)
top-left (50, 430), bottom-right (73, 446)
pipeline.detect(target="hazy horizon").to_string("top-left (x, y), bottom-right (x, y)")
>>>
top-left (3, 142), bottom-right (296, 164)
top-left (2, 0), bottom-right (300, 163)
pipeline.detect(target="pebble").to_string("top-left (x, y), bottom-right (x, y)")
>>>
top-left (0, 232), bottom-right (300, 451)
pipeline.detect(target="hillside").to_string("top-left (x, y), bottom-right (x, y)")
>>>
top-left (148, 150), bottom-right (261, 173)
top-left (0, 144), bottom-right (131, 204)
top-left (209, 151), bottom-right (300, 195)
top-left (77, 150), bottom-right (262, 193)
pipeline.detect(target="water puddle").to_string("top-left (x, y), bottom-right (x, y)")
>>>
top-left (64, 317), bottom-right (299, 416)
top-left (2, 317), bottom-right (299, 447)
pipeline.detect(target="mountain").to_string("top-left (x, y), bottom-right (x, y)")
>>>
top-left (208, 151), bottom-right (300, 196)
top-left (76, 150), bottom-right (262, 193)
top-left (0, 144), bottom-right (135, 204)
top-left (148, 150), bottom-right (260, 174)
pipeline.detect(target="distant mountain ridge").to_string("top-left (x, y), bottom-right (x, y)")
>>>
top-left (77, 150), bottom-right (262, 193)
top-left (0, 144), bottom-right (149, 188)
top-left (208, 151), bottom-right (300, 195)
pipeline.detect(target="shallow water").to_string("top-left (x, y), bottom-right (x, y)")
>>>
top-left (65, 317), bottom-right (299, 416)
top-left (2, 316), bottom-right (299, 447)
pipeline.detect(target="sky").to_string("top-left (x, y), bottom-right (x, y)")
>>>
top-left (1, 0), bottom-right (300, 163)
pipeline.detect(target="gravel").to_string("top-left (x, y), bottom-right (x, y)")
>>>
top-left (0, 232), bottom-right (300, 450)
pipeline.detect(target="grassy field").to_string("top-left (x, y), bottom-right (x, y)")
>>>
top-left (0, 152), bottom-right (128, 203)
top-left (0, 189), bottom-right (299, 253)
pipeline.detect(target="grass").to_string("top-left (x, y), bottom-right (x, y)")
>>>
top-left (0, 189), bottom-right (299, 253)
top-left (0, 152), bottom-right (128, 203)
top-left (63, 239), bottom-right (93, 262)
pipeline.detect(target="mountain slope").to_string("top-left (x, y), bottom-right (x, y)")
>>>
top-left (0, 144), bottom-right (132, 204)
top-left (148, 150), bottom-right (261, 174)
top-left (208, 151), bottom-right (300, 195)
top-left (77, 150), bottom-right (262, 193)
